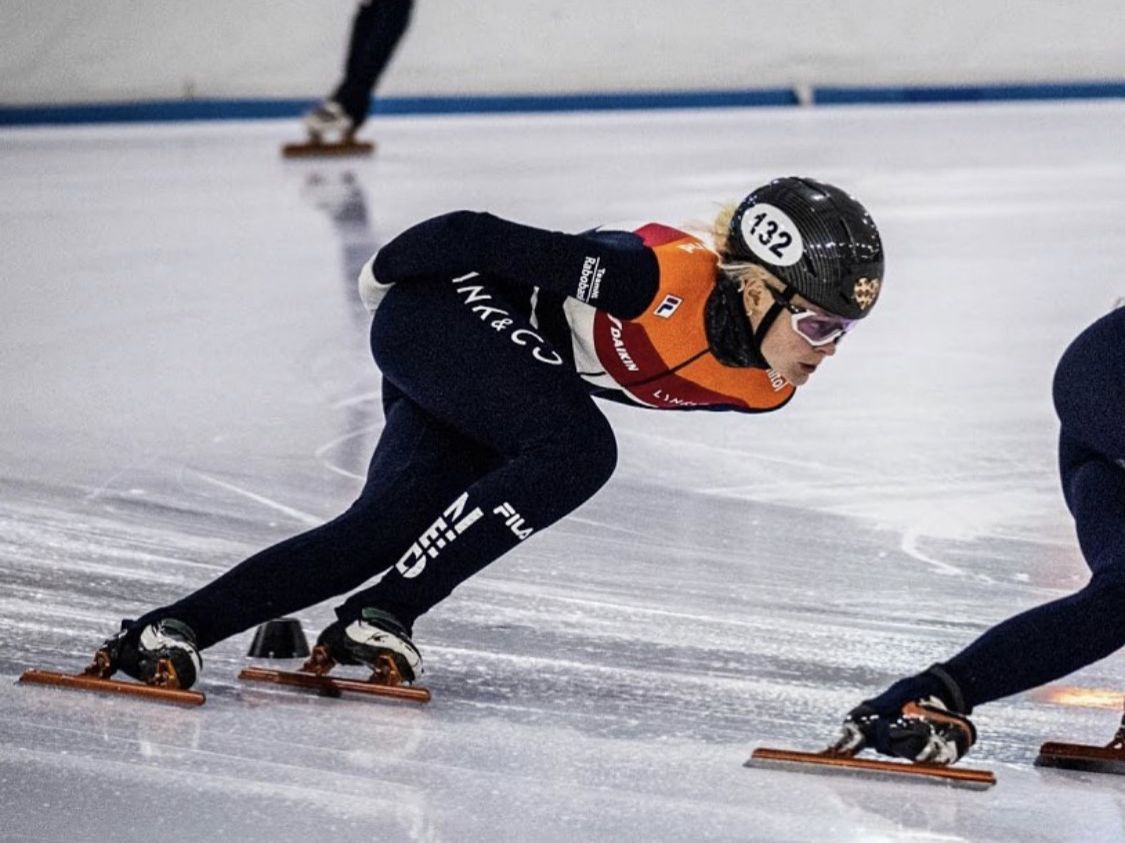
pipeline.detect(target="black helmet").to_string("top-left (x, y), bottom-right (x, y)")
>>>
top-left (727, 177), bottom-right (884, 320)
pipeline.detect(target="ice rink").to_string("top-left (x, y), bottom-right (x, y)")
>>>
top-left (3, 100), bottom-right (1125, 841)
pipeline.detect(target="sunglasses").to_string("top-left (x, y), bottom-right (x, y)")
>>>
top-left (767, 285), bottom-right (856, 347)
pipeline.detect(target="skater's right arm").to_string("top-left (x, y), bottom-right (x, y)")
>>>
top-left (359, 211), bottom-right (659, 319)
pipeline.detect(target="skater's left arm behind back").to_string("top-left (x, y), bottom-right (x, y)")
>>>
top-left (369, 210), bottom-right (661, 319)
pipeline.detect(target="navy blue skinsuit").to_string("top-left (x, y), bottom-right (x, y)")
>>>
top-left (332, 0), bottom-right (413, 130)
top-left (136, 212), bottom-right (668, 649)
top-left (936, 307), bottom-right (1125, 708)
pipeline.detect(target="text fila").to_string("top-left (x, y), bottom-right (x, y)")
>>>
top-left (493, 502), bottom-right (533, 540)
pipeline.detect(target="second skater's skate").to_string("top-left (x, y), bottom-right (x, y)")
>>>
top-left (282, 100), bottom-right (374, 158)
top-left (746, 668), bottom-right (995, 789)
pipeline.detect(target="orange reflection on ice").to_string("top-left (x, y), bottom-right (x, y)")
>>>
top-left (1032, 686), bottom-right (1125, 710)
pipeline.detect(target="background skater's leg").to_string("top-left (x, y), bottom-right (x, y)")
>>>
top-left (332, 0), bottom-right (414, 130)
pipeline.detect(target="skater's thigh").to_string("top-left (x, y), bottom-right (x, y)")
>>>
top-left (356, 380), bottom-right (501, 512)
top-left (369, 280), bottom-right (607, 457)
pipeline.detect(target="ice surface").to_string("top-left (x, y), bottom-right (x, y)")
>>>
top-left (2, 102), bottom-right (1125, 842)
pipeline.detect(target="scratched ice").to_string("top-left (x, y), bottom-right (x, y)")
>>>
top-left (2, 103), bottom-right (1125, 842)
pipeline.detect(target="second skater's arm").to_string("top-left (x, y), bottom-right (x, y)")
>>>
top-left (361, 210), bottom-right (660, 319)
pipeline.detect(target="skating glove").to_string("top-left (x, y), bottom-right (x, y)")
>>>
top-left (358, 253), bottom-right (393, 312)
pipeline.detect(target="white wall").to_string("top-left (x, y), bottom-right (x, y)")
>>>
top-left (3, 1), bottom-right (1124, 106)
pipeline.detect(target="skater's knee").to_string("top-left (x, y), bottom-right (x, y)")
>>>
top-left (1079, 567), bottom-right (1125, 645)
top-left (578, 412), bottom-right (619, 494)
top-left (536, 406), bottom-right (618, 501)
top-left (1087, 559), bottom-right (1125, 594)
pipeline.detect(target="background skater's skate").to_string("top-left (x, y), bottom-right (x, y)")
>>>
top-left (282, 100), bottom-right (375, 158)
top-left (19, 620), bottom-right (206, 706)
top-left (239, 609), bottom-right (430, 703)
top-left (283, 0), bottom-right (411, 157)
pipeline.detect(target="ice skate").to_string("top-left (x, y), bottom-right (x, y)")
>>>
top-left (239, 609), bottom-right (429, 703)
top-left (746, 696), bottom-right (994, 790)
top-left (831, 696), bottom-right (977, 765)
top-left (318, 608), bottom-right (422, 680)
top-left (1036, 697), bottom-right (1125, 774)
top-left (282, 100), bottom-right (374, 159)
top-left (19, 619), bottom-right (206, 706)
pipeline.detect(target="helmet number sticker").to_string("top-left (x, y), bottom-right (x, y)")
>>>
top-left (741, 203), bottom-right (804, 267)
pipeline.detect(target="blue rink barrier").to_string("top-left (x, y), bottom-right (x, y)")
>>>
top-left (1, 81), bottom-right (1124, 126)
top-left (815, 81), bottom-right (1125, 104)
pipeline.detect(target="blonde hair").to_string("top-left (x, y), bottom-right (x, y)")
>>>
top-left (710, 202), bottom-right (784, 321)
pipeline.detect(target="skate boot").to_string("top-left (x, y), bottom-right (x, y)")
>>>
top-left (284, 100), bottom-right (373, 157)
top-left (103, 619), bottom-right (203, 690)
top-left (833, 666), bottom-right (976, 765)
top-left (302, 100), bottom-right (355, 143)
top-left (317, 608), bottom-right (422, 682)
top-left (833, 696), bottom-right (976, 765)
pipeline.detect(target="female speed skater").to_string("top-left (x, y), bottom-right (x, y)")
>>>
top-left (833, 306), bottom-right (1125, 765)
top-left (100, 176), bottom-right (887, 691)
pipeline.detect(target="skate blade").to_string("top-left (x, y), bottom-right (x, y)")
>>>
top-left (745, 747), bottom-right (996, 790)
top-left (1035, 741), bottom-right (1125, 774)
top-left (281, 139), bottom-right (375, 159)
top-left (18, 668), bottom-right (205, 706)
top-left (238, 665), bottom-right (431, 703)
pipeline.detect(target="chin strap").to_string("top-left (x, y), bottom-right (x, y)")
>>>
top-left (753, 300), bottom-right (786, 344)
top-left (755, 282), bottom-right (798, 343)
top-left (705, 276), bottom-right (790, 368)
